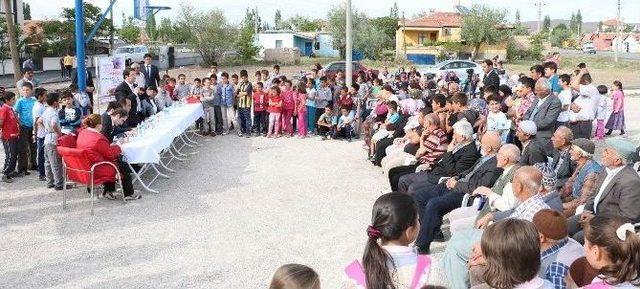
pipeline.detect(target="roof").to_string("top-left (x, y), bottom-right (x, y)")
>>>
top-left (403, 12), bottom-right (462, 28)
top-left (602, 19), bottom-right (623, 26)
top-left (259, 30), bottom-right (316, 40)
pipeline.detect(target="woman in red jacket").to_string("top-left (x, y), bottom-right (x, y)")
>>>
top-left (76, 114), bottom-right (141, 200)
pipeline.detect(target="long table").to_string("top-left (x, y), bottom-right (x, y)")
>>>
top-left (119, 103), bottom-right (203, 193)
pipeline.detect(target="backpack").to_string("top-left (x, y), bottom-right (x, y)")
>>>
top-left (344, 255), bottom-right (431, 289)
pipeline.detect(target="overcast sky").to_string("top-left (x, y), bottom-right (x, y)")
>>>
top-left (26, 0), bottom-right (640, 27)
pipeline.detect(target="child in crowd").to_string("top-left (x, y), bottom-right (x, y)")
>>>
top-left (280, 80), bottom-right (295, 136)
top-left (270, 263), bottom-right (321, 289)
top-left (70, 84), bottom-right (91, 116)
top-left (0, 92), bottom-right (20, 183)
top-left (253, 82), bottom-right (268, 136)
top-left (14, 82), bottom-right (36, 175)
top-left (344, 192), bottom-right (430, 289)
top-left (580, 215), bottom-right (640, 288)
top-left (32, 87), bottom-right (48, 181)
top-left (200, 77), bottom-right (216, 136)
top-left (556, 74), bottom-right (573, 128)
top-left (369, 101), bottom-right (400, 159)
top-left (316, 106), bottom-right (334, 140)
top-left (267, 85), bottom-right (283, 138)
top-left (336, 107), bottom-right (353, 141)
top-left (164, 77), bottom-right (177, 101)
top-left (594, 85), bottom-right (609, 140)
top-left (605, 80), bottom-right (625, 136)
top-left (295, 82), bottom-right (308, 138)
top-left (42, 92), bottom-right (65, 190)
top-left (218, 72), bottom-right (236, 135)
top-left (236, 70), bottom-right (253, 137)
top-left (305, 78), bottom-right (317, 135)
top-left (190, 78), bottom-right (203, 96)
top-left (173, 74), bottom-right (191, 99)
top-left (58, 90), bottom-right (82, 134)
top-left (472, 219), bottom-right (554, 289)
top-left (486, 94), bottom-right (510, 143)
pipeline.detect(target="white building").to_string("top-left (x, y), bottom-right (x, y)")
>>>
top-left (0, 0), bottom-right (25, 26)
top-left (256, 31), bottom-right (339, 58)
top-left (612, 34), bottom-right (640, 53)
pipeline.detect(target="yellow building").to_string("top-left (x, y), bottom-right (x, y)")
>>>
top-left (396, 12), bottom-right (508, 64)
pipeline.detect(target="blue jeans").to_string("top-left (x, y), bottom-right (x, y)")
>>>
top-left (37, 137), bottom-right (45, 177)
top-left (306, 105), bottom-right (316, 132)
top-left (443, 228), bottom-right (483, 289)
top-left (2, 138), bottom-right (18, 177)
top-left (416, 187), bottom-right (464, 249)
top-left (237, 107), bottom-right (252, 134)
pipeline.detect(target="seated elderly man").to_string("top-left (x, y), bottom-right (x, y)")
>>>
top-left (396, 119), bottom-right (480, 194)
top-left (387, 113), bottom-right (448, 189)
top-left (380, 122), bottom-right (422, 175)
top-left (414, 132), bottom-right (503, 254)
top-left (549, 126), bottom-right (576, 189)
top-left (442, 166), bottom-right (551, 289)
top-left (517, 120), bottom-right (548, 166)
top-left (560, 138), bottom-right (602, 217)
top-left (567, 137), bottom-right (640, 244)
top-left (448, 143), bottom-right (522, 233)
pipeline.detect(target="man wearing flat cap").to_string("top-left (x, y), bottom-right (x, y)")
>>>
top-left (516, 120), bottom-right (547, 166)
top-left (561, 138), bottom-right (603, 217)
top-left (567, 137), bottom-right (640, 244)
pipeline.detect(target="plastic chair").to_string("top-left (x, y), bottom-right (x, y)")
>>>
top-left (57, 136), bottom-right (125, 215)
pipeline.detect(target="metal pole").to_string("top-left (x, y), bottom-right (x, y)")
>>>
top-left (3, 0), bottom-right (21, 84)
top-left (75, 0), bottom-right (87, 92)
top-left (109, 7), bottom-right (114, 54)
top-left (345, 0), bottom-right (352, 88)
top-left (614, 0), bottom-right (620, 63)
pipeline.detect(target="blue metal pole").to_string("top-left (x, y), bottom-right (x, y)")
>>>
top-left (86, 0), bottom-right (117, 44)
top-left (75, 0), bottom-right (87, 92)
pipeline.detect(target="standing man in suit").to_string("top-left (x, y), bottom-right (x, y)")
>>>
top-left (549, 126), bottom-right (575, 189)
top-left (516, 120), bottom-right (548, 166)
top-left (142, 53), bottom-right (161, 89)
top-left (114, 68), bottom-right (143, 127)
top-left (71, 57), bottom-right (95, 113)
top-left (567, 137), bottom-right (640, 244)
top-left (479, 59), bottom-right (499, 96)
top-left (524, 78), bottom-right (562, 148)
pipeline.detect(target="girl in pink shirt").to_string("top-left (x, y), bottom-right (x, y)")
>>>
top-left (605, 80), bottom-right (625, 136)
top-left (266, 86), bottom-right (283, 138)
top-left (280, 80), bottom-right (295, 136)
top-left (295, 82), bottom-right (308, 138)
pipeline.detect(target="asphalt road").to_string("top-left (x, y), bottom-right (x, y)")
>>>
top-left (555, 48), bottom-right (640, 60)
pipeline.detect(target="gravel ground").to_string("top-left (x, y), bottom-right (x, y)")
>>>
top-left (0, 133), bottom-right (395, 289)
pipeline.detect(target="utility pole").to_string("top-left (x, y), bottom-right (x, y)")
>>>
top-left (109, 7), bottom-right (114, 54)
top-left (614, 0), bottom-right (621, 63)
top-left (74, 0), bottom-right (87, 92)
top-left (345, 0), bottom-right (352, 88)
top-left (534, 1), bottom-right (546, 33)
top-left (3, 0), bottom-right (21, 84)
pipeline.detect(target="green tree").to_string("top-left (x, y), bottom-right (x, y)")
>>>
top-left (461, 5), bottom-right (508, 59)
top-left (0, 18), bottom-right (25, 75)
top-left (326, 5), bottom-right (367, 57)
top-left (146, 14), bottom-right (159, 41)
top-left (371, 16), bottom-right (397, 50)
top-left (119, 17), bottom-right (141, 44)
top-left (515, 10), bottom-right (521, 25)
top-left (550, 24), bottom-right (571, 47)
top-left (236, 8), bottom-right (260, 61)
top-left (274, 9), bottom-right (284, 30)
top-left (513, 9), bottom-right (529, 35)
top-left (23, 3), bottom-right (31, 20)
top-left (177, 5), bottom-right (233, 65)
top-left (569, 13), bottom-right (578, 34)
top-left (575, 10), bottom-right (582, 34)
top-left (287, 15), bottom-right (321, 32)
top-left (542, 15), bottom-right (551, 34)
top-left (389, 1), bottom-right (399, 18)
top-left (529, 33), bottom-right (545, 60)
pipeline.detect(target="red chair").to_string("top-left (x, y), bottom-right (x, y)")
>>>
top-left (57, 135), bottom-right (125, 215)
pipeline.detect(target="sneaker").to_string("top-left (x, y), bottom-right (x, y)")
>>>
top-left (10, 171), bottom-right (25, 178)
top-left (54, 184), bottom-right (73, 191)
top-left (237, 131), bottom-right (243, 137)
top-left (22, 171), bottom-right (31, 176)
top-left (321, 136), bottom-right (328, 141)
top-left (124, 193), bottom-right (142, 200)
top-left (222, 131), bottom-right (228, 135)
top-left (244, 134), bottom-right (251, 138)
top-left (2, 175), bottom-right (13, 183)
top-left (47, 184), bottom-right (55, 188)
top-left (102, 191), bottom-right (117, 200)
top-left (39, 176), bottom-right (46, 181)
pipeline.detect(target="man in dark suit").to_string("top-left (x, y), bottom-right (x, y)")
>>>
top-left (141, 53), bottom-right (161, 88)
top-left (549, 126), bottom-right (576, 189)
top-left (516, 120), bottom-right (548, 166)
top-left (71, 57), bottom-right (96, 113)
top-left (398, 119), bottom-right (480, 195)
top-left (114, 68), bottom-right (143, 127)
top-left (414, 132), bottom-right (503, 253)
top-left (567, 137), bottom-right (640, 244)
top-left (524, 78), bottom-right (562, 147)
top-left (480, 59), bottom-right (500, 95)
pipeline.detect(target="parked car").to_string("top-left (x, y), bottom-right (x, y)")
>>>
top-left (417, 59), bottom-right (482, 81)
top-left (582, 42), bottom-right (596, 54)
top-left (323, 61), bottom-right (379, 80)
top-left (113, 45), bottom-right (150, 66)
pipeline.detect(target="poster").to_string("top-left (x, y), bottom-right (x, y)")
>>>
top-left (96, 56), bottom-right (125, 105)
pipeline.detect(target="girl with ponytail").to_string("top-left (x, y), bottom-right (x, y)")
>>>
top-left (345, 192), bottom-right (430, 289)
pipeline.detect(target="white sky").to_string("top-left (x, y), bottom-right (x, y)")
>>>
top-left (25, 0), bottom-right (640, 27)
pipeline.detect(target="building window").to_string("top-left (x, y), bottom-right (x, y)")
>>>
top-left (443, 28), bottom-right (451, 36)
top-left (314, 42), bottom-right (320, 50)
top-left (275, 40), bottom-right (283, 48)
top-left (418, 33), bottom-right (427, 45)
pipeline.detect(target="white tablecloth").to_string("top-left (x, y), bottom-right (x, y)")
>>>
top-left (120, 103), bottom-right (203, 164)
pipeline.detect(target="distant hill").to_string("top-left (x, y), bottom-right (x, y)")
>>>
top-left (521, 20), bottom-right (640, 33)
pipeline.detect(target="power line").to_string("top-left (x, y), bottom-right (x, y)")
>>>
top-left (533, 0), bottom-right (546, 33)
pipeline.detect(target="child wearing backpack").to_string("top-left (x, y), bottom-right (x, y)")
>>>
top-left (344, 192), bottom-right (430, 289)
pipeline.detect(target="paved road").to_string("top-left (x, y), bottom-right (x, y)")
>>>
top-left (555, 48), bottom-right (640, 61)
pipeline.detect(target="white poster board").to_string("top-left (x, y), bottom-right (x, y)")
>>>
top-left (95, 56), bottom-right (125, 106)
